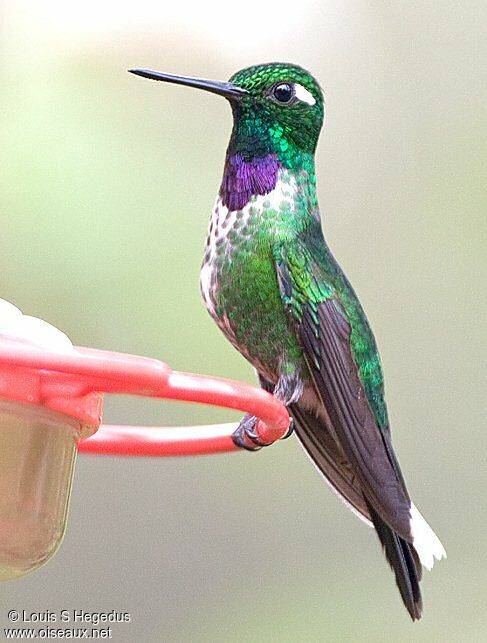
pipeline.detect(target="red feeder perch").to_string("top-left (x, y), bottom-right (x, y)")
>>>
top-left (0, 299), bottom-right (290, 581)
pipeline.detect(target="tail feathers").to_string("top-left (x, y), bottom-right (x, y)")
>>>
top-left (366, 501), bottom-right (423, 621)
top-left (410, 503), bottom-right (447, 571)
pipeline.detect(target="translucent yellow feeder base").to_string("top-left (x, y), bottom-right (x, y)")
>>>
top-left (0, 399), bottom-right (80, 580)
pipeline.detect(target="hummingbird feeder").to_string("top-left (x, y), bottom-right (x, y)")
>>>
top-left (0, 299), bottom-right (290, 581)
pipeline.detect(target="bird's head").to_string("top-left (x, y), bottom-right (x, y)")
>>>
top-left (227, 63), bottom-right (324, 160)
top-left (130, 62), bottom-right (325, 163)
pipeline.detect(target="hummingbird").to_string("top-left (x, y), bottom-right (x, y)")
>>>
top-left (130, 62), bottom-right (446, 620)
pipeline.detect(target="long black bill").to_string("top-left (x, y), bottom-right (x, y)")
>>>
top-left (128, 69), bottom-right (247, 100)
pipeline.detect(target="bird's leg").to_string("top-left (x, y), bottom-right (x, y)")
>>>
top-left (231, 372), bottom-right (301, 451)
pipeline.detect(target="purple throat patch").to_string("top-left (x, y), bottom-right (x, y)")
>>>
top-left (219, 154), bottom-right (280, 211)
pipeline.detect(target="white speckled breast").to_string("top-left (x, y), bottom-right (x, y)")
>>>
top-left (199, 173), bottom-right (297, 328)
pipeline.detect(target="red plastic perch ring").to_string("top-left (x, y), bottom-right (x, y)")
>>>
top-left (0, 340), bottom-right (290, 457)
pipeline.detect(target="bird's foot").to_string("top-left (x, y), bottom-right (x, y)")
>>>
top-left (231, 414), bottom-right (264, 451)
top-left (281, 421), bottom-right (294, 440)
top-left (231, 414), bottom-right (293, 451)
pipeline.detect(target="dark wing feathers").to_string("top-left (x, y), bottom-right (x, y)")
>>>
top-left (276, 252), bottom-right (413, 541)
top-left (299, 299), bottom-right (412, 540)
top-left (289, 403), bottom-right (372, 524)
top-left (274, 245), bottom-right (423, 619)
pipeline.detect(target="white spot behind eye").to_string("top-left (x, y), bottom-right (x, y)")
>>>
top-left (295, 84), bottom-right (316, 106)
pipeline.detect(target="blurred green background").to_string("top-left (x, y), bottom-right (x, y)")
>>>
top-left (0, 1), bottom-right (485, 641)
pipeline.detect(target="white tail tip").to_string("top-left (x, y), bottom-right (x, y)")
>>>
top-left (410, 503), bottom-right (447, 570)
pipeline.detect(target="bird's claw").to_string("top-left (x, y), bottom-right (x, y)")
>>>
top-left (231, 414), bottom-right (265, 451)
top-left (282, 419), bottom-right (294, 440)
top-left (231, 414), bottom-right (294, 451)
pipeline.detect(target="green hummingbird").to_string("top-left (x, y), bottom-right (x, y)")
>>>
top-left (130, 62), bottom-right (446, 620)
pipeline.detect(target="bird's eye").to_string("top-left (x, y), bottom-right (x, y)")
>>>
top-left (272, 82), bottom-right (295, 104)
